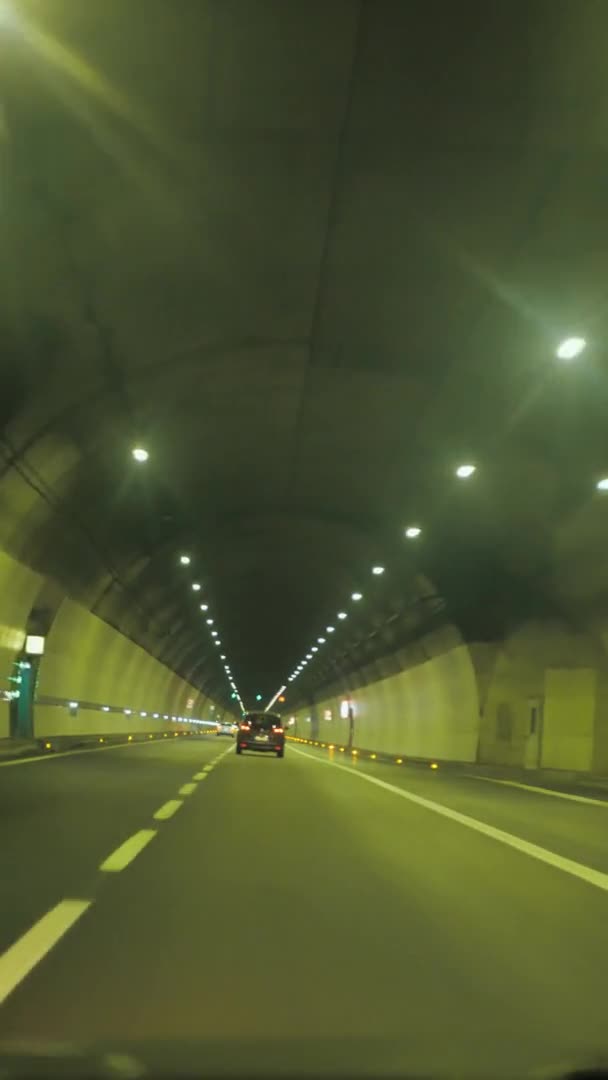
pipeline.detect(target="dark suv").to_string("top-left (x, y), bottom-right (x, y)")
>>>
top-left (236, 712), bottom-right (285, 758)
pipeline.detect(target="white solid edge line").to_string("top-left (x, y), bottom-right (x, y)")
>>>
top-left (99, 829), bottom-right (157, 872)
top-left (178, 782), bottom-right (196, 796)
top-left (464, 773), bottom-right (608, 807)
top-left (0, 899), bottom-right (92, 1006)
top-left (0, 736), bottom-right (186, 769)
top-left (153, 799), bottom-right (183, 821)
top-left (289, 747), bottom-right (608, 894)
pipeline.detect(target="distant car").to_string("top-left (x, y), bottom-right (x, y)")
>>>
top-left (216, 723), bottom-right (234, 737)
top-left (236, 711), bottom-right (285, 758)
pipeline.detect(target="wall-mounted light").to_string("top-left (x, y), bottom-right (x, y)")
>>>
top-left (25, 634), bottom-right (45, 656)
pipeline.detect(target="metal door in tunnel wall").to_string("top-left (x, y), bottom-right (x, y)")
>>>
top-left (524, 698), bottom-right (543, 769)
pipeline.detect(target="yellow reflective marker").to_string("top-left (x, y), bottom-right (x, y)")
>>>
top-left (430, 762), bottom-right (439, 770)
top-left (339, 747), bottom-right (345, 753)
top-left (44, 742), bottom-right (52, 750)
top-left (128, 735), bottom-right (133, 741)
top-left (396, 758), bottom-right (403, 765)
top-left (328, 744), bottom-right (335, 750)
top-left (352, 750), bottom-right (359, 756)
top-left (99, 738), bottom-right (104, 744)
top-left (370, 754), bottom-right (377, 760)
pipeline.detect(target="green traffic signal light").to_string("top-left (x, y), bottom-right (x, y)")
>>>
top-left (256, 694), bottom-right (262, 701)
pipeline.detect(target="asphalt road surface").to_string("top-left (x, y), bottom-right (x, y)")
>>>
top-left (2, 733), bottom-right (608, 1078)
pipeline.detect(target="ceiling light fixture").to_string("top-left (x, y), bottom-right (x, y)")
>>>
top-left (131, 447), bottom-right (149, 463)
top-left (405, 526), bottom-right (421, 538)
top-left (556, 336), bottom-right (586, 360)
top-left (456, 464), bottom-right (476, 478)
top-left (179, 555), bottom-right (191, 565)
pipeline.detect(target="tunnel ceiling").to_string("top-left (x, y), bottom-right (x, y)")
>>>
top-left (2, 0), bottom-right (608, 709)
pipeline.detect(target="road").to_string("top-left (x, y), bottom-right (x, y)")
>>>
top-left (2, 733), bottom-right (608, 1077)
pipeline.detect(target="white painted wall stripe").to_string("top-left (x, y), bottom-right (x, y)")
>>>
top-left (290, 747), bottom-right (608, 894)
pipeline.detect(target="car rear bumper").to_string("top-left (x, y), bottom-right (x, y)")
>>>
top-left (238, 740), bottom-right (284, 752)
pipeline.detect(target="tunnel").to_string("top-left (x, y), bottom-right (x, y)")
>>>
top-left (2, 1), bottom-right (608, 1076)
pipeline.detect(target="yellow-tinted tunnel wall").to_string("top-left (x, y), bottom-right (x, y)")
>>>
top-left (0, 548), bottom-right (216, 739)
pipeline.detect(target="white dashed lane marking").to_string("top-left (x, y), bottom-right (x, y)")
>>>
top-left (0, 900), bottom-right (92, 1006)
top-left (153, 799), bottom-right (183, 821)
top-left (99, 829), bottom-right (157, 873)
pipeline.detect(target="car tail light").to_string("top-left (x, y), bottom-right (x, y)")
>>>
top-left (273, 726), bottom-right (284, 734)
top-left (240, 723), bottom-right (251, 730)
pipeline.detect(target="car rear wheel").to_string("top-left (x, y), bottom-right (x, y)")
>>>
top-left (276, 748), bottom-right (284, 758)
top-left (236, 745), bottom-right (242, 755)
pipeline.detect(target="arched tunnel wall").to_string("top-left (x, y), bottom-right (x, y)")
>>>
top-left (290, 621), bottom-right (608, 775)
top-left (0, 547), bottom-right (219, 741)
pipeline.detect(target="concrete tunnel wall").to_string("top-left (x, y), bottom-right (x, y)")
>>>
top-left (291, 620), bottom-right (608, 774)
top-left (291, 639), bottom-right (480, 762)
top-left (0, 547), bottom-right (218, 740)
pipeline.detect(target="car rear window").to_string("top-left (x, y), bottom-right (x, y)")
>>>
top-left (244, 712), bottom-right (281, 730)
